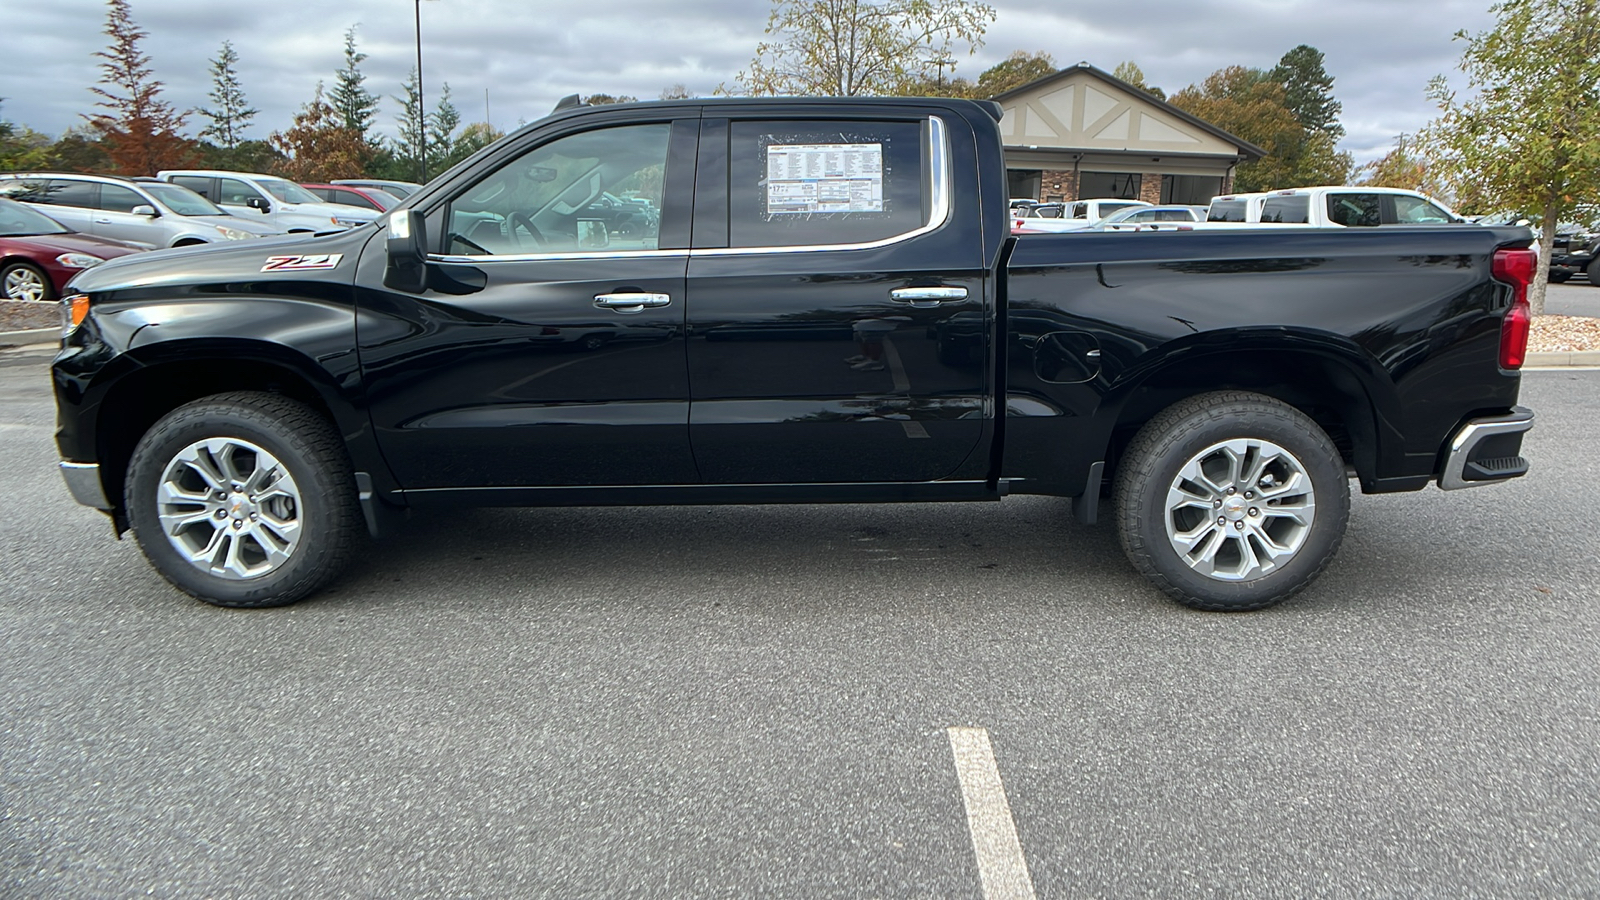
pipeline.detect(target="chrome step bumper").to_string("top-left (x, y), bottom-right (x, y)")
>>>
top-left (1439, 408), bottom-right (1534, 490)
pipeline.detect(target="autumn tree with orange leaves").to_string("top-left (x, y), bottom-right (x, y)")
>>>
top-left (87, 0), bottom-right (196, 175)
top-left (269, 83), bottom-right (374, 181)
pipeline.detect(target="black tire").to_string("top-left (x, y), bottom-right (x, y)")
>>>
top-left (125, 392), bottom-right (361, 608)
top-left (1112, 391), bottom-right (1350, 612)
top-left (1, 261), bottom-right (54, 302)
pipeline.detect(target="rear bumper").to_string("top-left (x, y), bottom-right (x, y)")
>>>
top-left (60, 461), bottom-right (112, 509)
top-left (1438, 408), bottom-right (1534, 490)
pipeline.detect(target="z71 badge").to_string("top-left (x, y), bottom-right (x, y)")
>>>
top-left (261, 254), bottom-right (344, 272)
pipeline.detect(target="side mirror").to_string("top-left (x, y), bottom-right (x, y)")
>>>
top-left (247, 197), bottom-right (271, 212)
top-left (383, 210), bottom-right (429, 293)
top-left (131, 204), bottom-right (158, 217)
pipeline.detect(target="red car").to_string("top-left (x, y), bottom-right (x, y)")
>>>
top-left (299, 183), bottom-right (400, 212)
top-left (0, 198), bottom-right (147, 302)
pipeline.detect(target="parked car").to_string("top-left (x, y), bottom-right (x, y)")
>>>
top-left (1476, 213), bottom-right (1595, 283)
top-left (331, 179), bottom-right (422, 199)
top-left (55, 96), bottom-right (1535, 614)
top-left (154, 170), bottom-right (379, 232)
top-left (1207, 186), bottom-right (1464, 227)
top-left (1012, 198), bottom-right (1152, 233)
top-left (1090, 204), bottom-right (1206, 231)
top-left (0, 172), bottom-right (282, 248)
top-left (300, 183), bottom-right (401, 212)
top-left (0, 198), bottom-right (147, 301)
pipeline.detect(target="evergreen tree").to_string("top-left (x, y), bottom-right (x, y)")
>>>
top-left (426, 82), bottom-right (461, 174)
top-left (392, 68), bottom-right (426, 181)
top-left (1270, 45), bottom-right (1344, 141)
top-left (329, 26), bottom-right (379, 140)
top-left (198, 41), bottom-right (257, 150)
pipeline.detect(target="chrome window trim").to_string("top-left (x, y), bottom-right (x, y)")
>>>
top-left (427, 115), bottom-right (951, 266)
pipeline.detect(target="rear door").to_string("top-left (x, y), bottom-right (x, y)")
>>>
top-left (683, 109), bottom-right (991, 484)
top-left (36, 179), bottom-right (98, 232)
top-left (90, 182), bottom-right (162, 245)
top-left (359, 115), bottom-right (701, 490)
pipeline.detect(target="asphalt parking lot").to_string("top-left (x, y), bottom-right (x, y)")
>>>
top-left (2, 346), bottom-right (1597, 898)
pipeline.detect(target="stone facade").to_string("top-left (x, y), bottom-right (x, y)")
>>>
top-left (1040, 169), bottom-right (1078, 203)
top-left (1138, 174), bottom-right (1162, 206)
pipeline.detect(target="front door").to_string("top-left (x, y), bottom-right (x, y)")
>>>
top-left (359, 118), bottom-right (701, 490)
top-left (685, 113), bottom-right (991, 484)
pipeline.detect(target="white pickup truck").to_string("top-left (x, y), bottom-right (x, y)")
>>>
top-left (1012, 197), bottom-right (1151, 233)
top-left (1206, 186), bottom-right (1463, 227)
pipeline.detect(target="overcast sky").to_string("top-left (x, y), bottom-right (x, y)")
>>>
top-left (4, 0), bottom-right (1500, 166)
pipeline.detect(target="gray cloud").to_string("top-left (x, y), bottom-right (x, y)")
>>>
top-left (5, 0), bottom-right (1497, 166)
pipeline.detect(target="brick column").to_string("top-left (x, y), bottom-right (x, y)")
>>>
top-left (1139, 173), bottom-right (1163, 205)
top-left (1040, 169), bottom-right (1079, 202)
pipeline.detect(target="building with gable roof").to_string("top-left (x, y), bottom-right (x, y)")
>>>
top-left (993, 63), bottom-right (1266, 206)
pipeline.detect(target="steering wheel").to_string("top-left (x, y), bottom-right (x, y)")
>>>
top-left (507, 212), bottom-right (545, 250)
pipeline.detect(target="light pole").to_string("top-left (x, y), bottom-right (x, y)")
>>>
top-left (414, 0), bottom-right (437, 183)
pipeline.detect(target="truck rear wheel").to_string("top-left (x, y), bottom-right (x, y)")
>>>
top-left (1112, 391), bottom-right (1350, 611)
top-left (125, 392), bottom-right (360, 608)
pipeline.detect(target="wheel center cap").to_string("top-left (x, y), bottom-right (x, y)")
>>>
top-left (228, 493), bottom-right (255, 520)
top-left (1222, 496), bottom-right (1248, 521)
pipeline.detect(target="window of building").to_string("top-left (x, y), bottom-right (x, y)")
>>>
top-left (1078, 171), bottom-right (1142, 200)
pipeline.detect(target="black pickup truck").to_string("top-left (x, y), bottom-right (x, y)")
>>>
top-left (52, 97), bottom-right (1537, 612)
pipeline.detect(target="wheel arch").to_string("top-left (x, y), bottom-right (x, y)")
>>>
top-left (89, 339), bottom-right (368, 523)
top-left (1096, 336), bottom-right (1395, 492)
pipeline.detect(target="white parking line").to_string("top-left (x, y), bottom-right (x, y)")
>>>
top-left (947, 726), bottom-right (1037, 900)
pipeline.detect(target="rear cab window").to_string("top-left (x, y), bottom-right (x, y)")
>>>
top-left (1207, 199), bottom-right (1247, 222)
top-left (1260, 195), bottom-right (1310, 224)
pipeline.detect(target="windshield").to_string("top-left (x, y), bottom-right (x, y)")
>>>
top-left (258, 179), bottom-right (323, 204)
top-left (141, 182), bottom-right (225, 217)
top-left (0, 198), bottom-right (71, 236)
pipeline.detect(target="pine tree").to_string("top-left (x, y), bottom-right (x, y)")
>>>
top-left (329, 26), bottom-right (379, 140)
top-left (392, 68), bottom-right (426, 181)
top-left (1271, 45), bottom-right (1344, 141)
top-left (426, 82), bottom-right (461, 174)
top-left (198, 41), bottom-right (257, 150)
top-left (88, 0), bottom-right (196, 174)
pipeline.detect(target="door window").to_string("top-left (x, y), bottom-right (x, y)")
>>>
top-left (218, 178), bottom-right (263, 205)
top-left (170, 176), bottom-right (213, 200)
top-left (443, 123), bottom-right (671, 256)
top-left (726, 119), bottom-right (926, 248)
top-left (42, 179), bottom-right (98, 209)
top-left (1326, 193), bottom-right (1382, 227)
top-left (1392, 195), bottom-right (1452, 224)
top-left (98, 183), bottom-right (146, 213)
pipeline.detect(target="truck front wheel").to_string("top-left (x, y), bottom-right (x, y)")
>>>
top-left (1112, 391), bottom-right (1350, 611)
top-left (124, 392), bottom-right (361, 608)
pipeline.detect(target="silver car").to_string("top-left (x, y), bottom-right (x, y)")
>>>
top-left (0, 173), bottom-right (282, 247)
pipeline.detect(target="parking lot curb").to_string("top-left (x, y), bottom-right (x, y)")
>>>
top-left (1526, 349), bottom-right (1600, 367)
top-left (0, 327), bottom-right (57, 347)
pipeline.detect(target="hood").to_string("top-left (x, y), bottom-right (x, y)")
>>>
top-left (67, 226), bottom-right (374, 294)
top-left (189, 214), bottom-right (284, 236)
top-left (0, 231), bottom-right (149, 258)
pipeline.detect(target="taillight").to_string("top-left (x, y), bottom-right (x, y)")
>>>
top-left (1492, 248), bottom-right (1536, 369)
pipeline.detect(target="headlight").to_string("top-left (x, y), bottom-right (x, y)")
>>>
top-left (214, 225), bottom-right (255, 240)
top-left (55, 253), bottom-right (105, 269)
top-left (60, 293), bottom-right (90, 337)
top-left (331, 216), bottom-right (368, 228)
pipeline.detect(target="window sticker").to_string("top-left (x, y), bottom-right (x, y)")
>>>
top-left (764, 142), bottom-right (884, 214)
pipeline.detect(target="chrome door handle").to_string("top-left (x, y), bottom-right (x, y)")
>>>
top-left (891, 286), bottom-right (968, 308)
top-left (593, 292), bottom-right (671, 314)
top-left (94, 218), bottom-right (113, 224)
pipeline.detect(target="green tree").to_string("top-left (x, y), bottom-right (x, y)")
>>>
top-left (1170, 66), bottom-right (1303, 192)
top-left (329, 26), bottom-right (379, 141)
top-left (583, 93), bottom-right (639, 105)
top-left (391, 68), bottom-right (426, 181)
top-left (0, 101), bottom-right (53, 171)
top-left (198, 41), bottom-right (257, 150)
top-left (1268, 44), bottom-right (1352, 186)
top-left (1422, 0), bottom-right (1600, 314)
top-left (88, 0), bottom-right (197, 175)
top-left (46, 126), bottom-right (113, 174)
top-left (1111, 60), bottom-right (1165, 100)
top-left (734, 0), bottom-right (996, 96)
top-left (974, 50), bottom-right (1054, 97)
top-left (443, 121), bottom-right (504, 169)
top-left (426, 83), bottom-right (462, 174)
